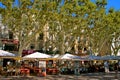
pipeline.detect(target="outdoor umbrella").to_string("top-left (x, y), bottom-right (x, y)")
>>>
top-left (58, 53), bottom-right (81, 60)
top-left (101, 55), bottom-right (116, 60)
top-left (23, 52), bottom-right (51, 59)
top-left (84, 55), bottom-right (102, 60)
top-left (0, 50), bottom-right (16, 57)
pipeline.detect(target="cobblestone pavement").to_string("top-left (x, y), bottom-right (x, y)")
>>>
top-left (0, 72), bottom-right (120, 80)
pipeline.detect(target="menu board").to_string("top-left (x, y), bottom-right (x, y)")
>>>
top-left (39, 61), bottom-right (46, 68)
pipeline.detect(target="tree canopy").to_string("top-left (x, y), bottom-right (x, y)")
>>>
top-left (0, 0), bottom-right (119, 56)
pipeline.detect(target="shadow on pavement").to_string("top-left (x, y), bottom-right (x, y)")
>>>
top-left (0, 72), bottom-right (120, 80)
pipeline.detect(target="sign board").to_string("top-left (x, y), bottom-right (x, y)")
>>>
top-left (39, 61), bottom-right (46, 68)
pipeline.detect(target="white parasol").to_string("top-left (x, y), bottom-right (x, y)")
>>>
top-left (0, 50), bottom-right (16, 57)
top-left (23, 52), bottom-right (51, 58)
top-left (59, 53), bottom-right (81, 60)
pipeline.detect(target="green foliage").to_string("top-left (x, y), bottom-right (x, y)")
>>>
top-left (0, 0), bottom-right (119, 56)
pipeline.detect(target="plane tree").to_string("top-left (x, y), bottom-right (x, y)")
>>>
top-left (0, 0), bottom-right (50, 57)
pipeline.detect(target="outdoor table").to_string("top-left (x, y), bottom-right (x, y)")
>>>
top-left (20, 68), bottom-right (30, 76)
top-left (47, 68), bottom-right (58, 74)
top-left (34, 68), bottom-right (41, 75)
top-left (32, 67), bottom-right (42, 76)
top-left (34, 68), bottom-right (41, 72)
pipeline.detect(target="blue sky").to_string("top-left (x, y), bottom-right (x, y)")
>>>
top-left (106, 0), bottom-right (120, 11)
top-left (90, 0), bottom-right (120, 11)
top-left (0, 0), bottom-right (120, 11)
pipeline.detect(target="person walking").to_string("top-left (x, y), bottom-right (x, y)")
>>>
top-left (118, 60), bottom-right (120, 71)
top-left (104, 60), bottom-right (109, 73)
top-left (114, 63), bottom-right (118, 79)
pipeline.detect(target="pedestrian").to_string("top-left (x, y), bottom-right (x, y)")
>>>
top-left (114, 63), bottom-right (118, 78)
top-left (118, 60), bottom-right (120, 71)
top-left (114, 63), bottom-right (118, 72)
top-left (104, 60), bottom-right (109, 73)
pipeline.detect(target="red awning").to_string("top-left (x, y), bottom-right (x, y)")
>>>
top-left (1, 39), bottom-right (19, 44)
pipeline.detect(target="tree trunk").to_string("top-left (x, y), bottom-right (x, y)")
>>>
top-left (74, 39), bottom-right (78, 54)
top-left (18, 43), bottom-right (24, 57)
top-left (34, 33), bottom-right (39, 50)
top-left (60, 41), bottom-right (65, 55)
